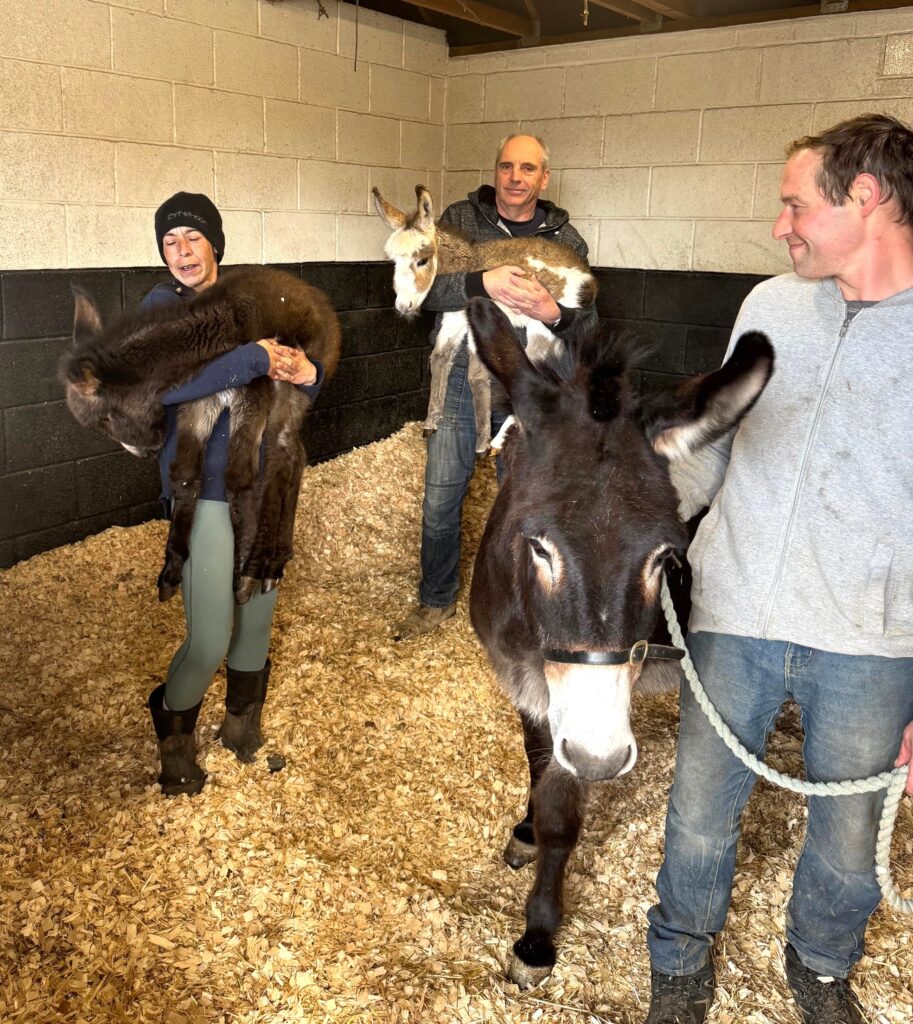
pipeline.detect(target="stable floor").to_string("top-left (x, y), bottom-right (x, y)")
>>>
top-left (1, 424), bottom-right (911, 1024)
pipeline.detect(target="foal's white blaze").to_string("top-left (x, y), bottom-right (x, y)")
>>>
top-left (384, 229), bottom-right (436, 315)
top-left (544, 661), bottom-right (639, 778)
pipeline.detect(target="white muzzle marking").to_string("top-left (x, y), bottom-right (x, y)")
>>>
top-left (545, 661), bottom-right (638, 779)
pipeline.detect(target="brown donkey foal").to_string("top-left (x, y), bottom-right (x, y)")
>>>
top-left (466, 297), bottom-right (774, 988)
top-left (62, 267), bottom-right (340, 604)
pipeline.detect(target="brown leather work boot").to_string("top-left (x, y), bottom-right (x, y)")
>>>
top-left (393, 602), bottom-right (456, 641)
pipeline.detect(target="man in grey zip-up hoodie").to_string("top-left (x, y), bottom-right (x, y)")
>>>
top-left (643, 115), bottom-right (913, 1024)
top-left (393, 134), bottom-right (597, 640)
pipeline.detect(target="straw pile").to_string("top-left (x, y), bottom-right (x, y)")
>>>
top-left (1, 422), bottom-right (910, 1024)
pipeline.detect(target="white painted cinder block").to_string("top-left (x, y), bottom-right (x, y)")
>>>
top-left (483, 69), bottom-right (565, 122)
top-left (597, 219), bottom-right (694, 272)
top-left (66, 204), bottom-right (153, 268)
top-left (446, 122), bottom-right (518, 171)
top-left (656, 50), bottom-right (761, 111)
top-left (520, 117), bottom-right (604, 169)
top-left (884, 34), bottom-right (913, 77)
top-left (401, 122), bottom-right (444, 172)
top-left (812, 97), bottom-right (913, 132)
top-left (116, 143), bottom-right (214, 207)
top-left (220, 209), bottom-right (264, 264)
top-left (559, 167), bottom-right (650, 219)
top-left (371, 168), bottom-right (435, 217)
top-left (760, 39), bottom-right (883, 104)
top-left (215, 31), bottom-right (298, 100)
top-left (215, 152), bottom-right (298, 210)
top-left (650, 164), bottom-right (756, 219)
top-left (2, 0), bottom-right (110, 69)
top-left (693, 220), bottom-right (791, 275)
top-left (265, 100), bottom-right (336, 161)
top-left (700, 105), bottom-right (812, 163)
top-left (338, 111), bottom-right (401, 166)
top-left (442, 171), bottom-right (482, 210)
top-left (753, 162), bottom-right (786, 220)
top-left (62, 69), bottom-right (173, 143)
top-left (175, 85), bottom-right (264, 153)
top-left (336, 214), bottom-right (390, 261)
top-left (565, 60), bottom-right (656, 117)
top-left (0, 59), bottom-right (63, 133)
top-left (0, 203), bottom-right (67, 269)
top-left (300, 50), bottom-right (370, 113)
top-left (264, 211), bottom-right (336, 262)
top-left (338, 4), bottom-right (404, 68)
top-left (0, 133), bottom-right (114, 205)
top-left (259, 0), bottom-right (338, 53)
top-left (404, 20), bottom-right (446, 78)
top-left (430, 78), bottom-right (444, 126)
top-left (112, 9), bottom-right (213, 86)
top-left (603, 111), bottom-right (700, 166)
top-left (168, 0), bottom-right (258, 34)
top-left (445, 76), bottom-right (485, 126)
top-left (370, 65), bottom-right (431, 122)
top-left (299, 160), bottom-right (369, 214)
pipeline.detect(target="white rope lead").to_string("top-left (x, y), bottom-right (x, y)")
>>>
top-left (659, 575), bottom-right (913, 914)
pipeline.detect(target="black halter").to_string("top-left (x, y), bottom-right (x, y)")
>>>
top-left (543, 639), bottom-right (685, 667)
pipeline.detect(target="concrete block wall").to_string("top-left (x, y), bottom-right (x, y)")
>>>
top-left (0, 0), bottom-right (446, 271)
top-left (443, 8), bottom-right (913, 276)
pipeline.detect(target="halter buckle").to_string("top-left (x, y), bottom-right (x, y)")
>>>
top-left (629, 639), bottom-right (649, 666)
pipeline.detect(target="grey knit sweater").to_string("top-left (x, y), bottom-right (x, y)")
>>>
top-left (672, 273), bottom-right (913, 658)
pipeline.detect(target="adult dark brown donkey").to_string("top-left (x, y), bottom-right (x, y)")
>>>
top-left (62, 267), bottom-right (340, 603)
top-left (466, 297), bottom-right (774, 988)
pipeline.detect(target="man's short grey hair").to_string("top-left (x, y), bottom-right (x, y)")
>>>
top-left (495, 133), bottom-right (550, 171)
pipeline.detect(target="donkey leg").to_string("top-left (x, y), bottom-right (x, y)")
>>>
top-left (261, 435), bottom-right (306, 590)
top-left (159, 409), bottom-right (208, 601)
top-left (503, 710), bottom-right (553, 869)
top-left (225, 387), bottom-right (270, 604)
top-left (508, 761), bottom-right (585, 989)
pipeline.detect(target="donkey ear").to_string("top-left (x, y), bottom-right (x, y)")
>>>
top-left (61, 356), bottom-right (100, 397)
top-left (644, 331), bottom-right (774, 461)
top-left (372, 187), bottom-right (407, 230)
top-left (467, 297), bottom-right (534, 397)
top-left (414, 185), bottom-right (435, 232)
top-left (72, 284), bottom-right (103, 344)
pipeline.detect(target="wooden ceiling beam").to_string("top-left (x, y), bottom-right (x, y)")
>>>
top-left (402, 0), bottom-right (536, 36)
top-left (588, 0), bottom-right (664, 24)
top-left (451, 0), bottom-right (913, 53)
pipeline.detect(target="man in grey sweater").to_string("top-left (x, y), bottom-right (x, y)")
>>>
top-left (393, 134), bottom-right (596, 640)
top-left (644, 114), bottom-right (913, 1024)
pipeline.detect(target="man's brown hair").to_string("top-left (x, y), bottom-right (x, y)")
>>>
top-left (787, 113), bottom-right (913, 225)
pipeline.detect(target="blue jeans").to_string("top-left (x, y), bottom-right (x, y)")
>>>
top-left (419, 350), bottom-right (506, 608)
top-left (647, 630), bottom-right (913, 979)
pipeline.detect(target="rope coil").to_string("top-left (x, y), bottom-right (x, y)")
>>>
top-left (659, 575), bottom-right (912, 914)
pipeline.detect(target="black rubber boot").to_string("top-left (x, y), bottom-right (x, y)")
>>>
top-left (218, 659), bottom-right (270, 763)
top-left (148, 684), bottom-right (206, 797)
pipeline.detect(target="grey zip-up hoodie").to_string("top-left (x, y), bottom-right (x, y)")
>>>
top-left (672, 272), bottom-right (913, 658)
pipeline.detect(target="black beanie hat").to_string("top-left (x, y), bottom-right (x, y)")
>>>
top-left (154, 192), bottom-right (225, 264)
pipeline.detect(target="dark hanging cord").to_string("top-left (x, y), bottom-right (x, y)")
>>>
top-left (316, 1), bottom-right (328, 17)
top-left (353, 0), bottom-right (360, 70)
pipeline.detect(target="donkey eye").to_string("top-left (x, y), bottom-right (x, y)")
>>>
top-left (416, 257), bottom-right (429, 268)
top-left (528, 538), bottom-right (551, 562)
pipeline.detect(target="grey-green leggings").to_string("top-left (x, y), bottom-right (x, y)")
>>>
top-left (165, 500), bottom-right (279, 712)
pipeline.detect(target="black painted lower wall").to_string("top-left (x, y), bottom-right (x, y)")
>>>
top-left (0, 263), bottom-right (767, 569)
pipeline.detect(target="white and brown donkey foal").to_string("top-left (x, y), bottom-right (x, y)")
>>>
top-left (373, 184), bottom-right (596, 452)
top-left (466, 297), bottom-right (774, 989)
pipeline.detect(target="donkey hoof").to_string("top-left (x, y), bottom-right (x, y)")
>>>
top-left (507, 953), bottom-right (553, 990)
top-left (234, 576), bottom-right (258, 605)
top-left (503, 834), bottom-right (537, 869)
top-left (508, 932), bottom-right (556, 988)
top-left (261, 577), bottom-right (278, 594)
top-left (158, 580), bottom-right (179, 602)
